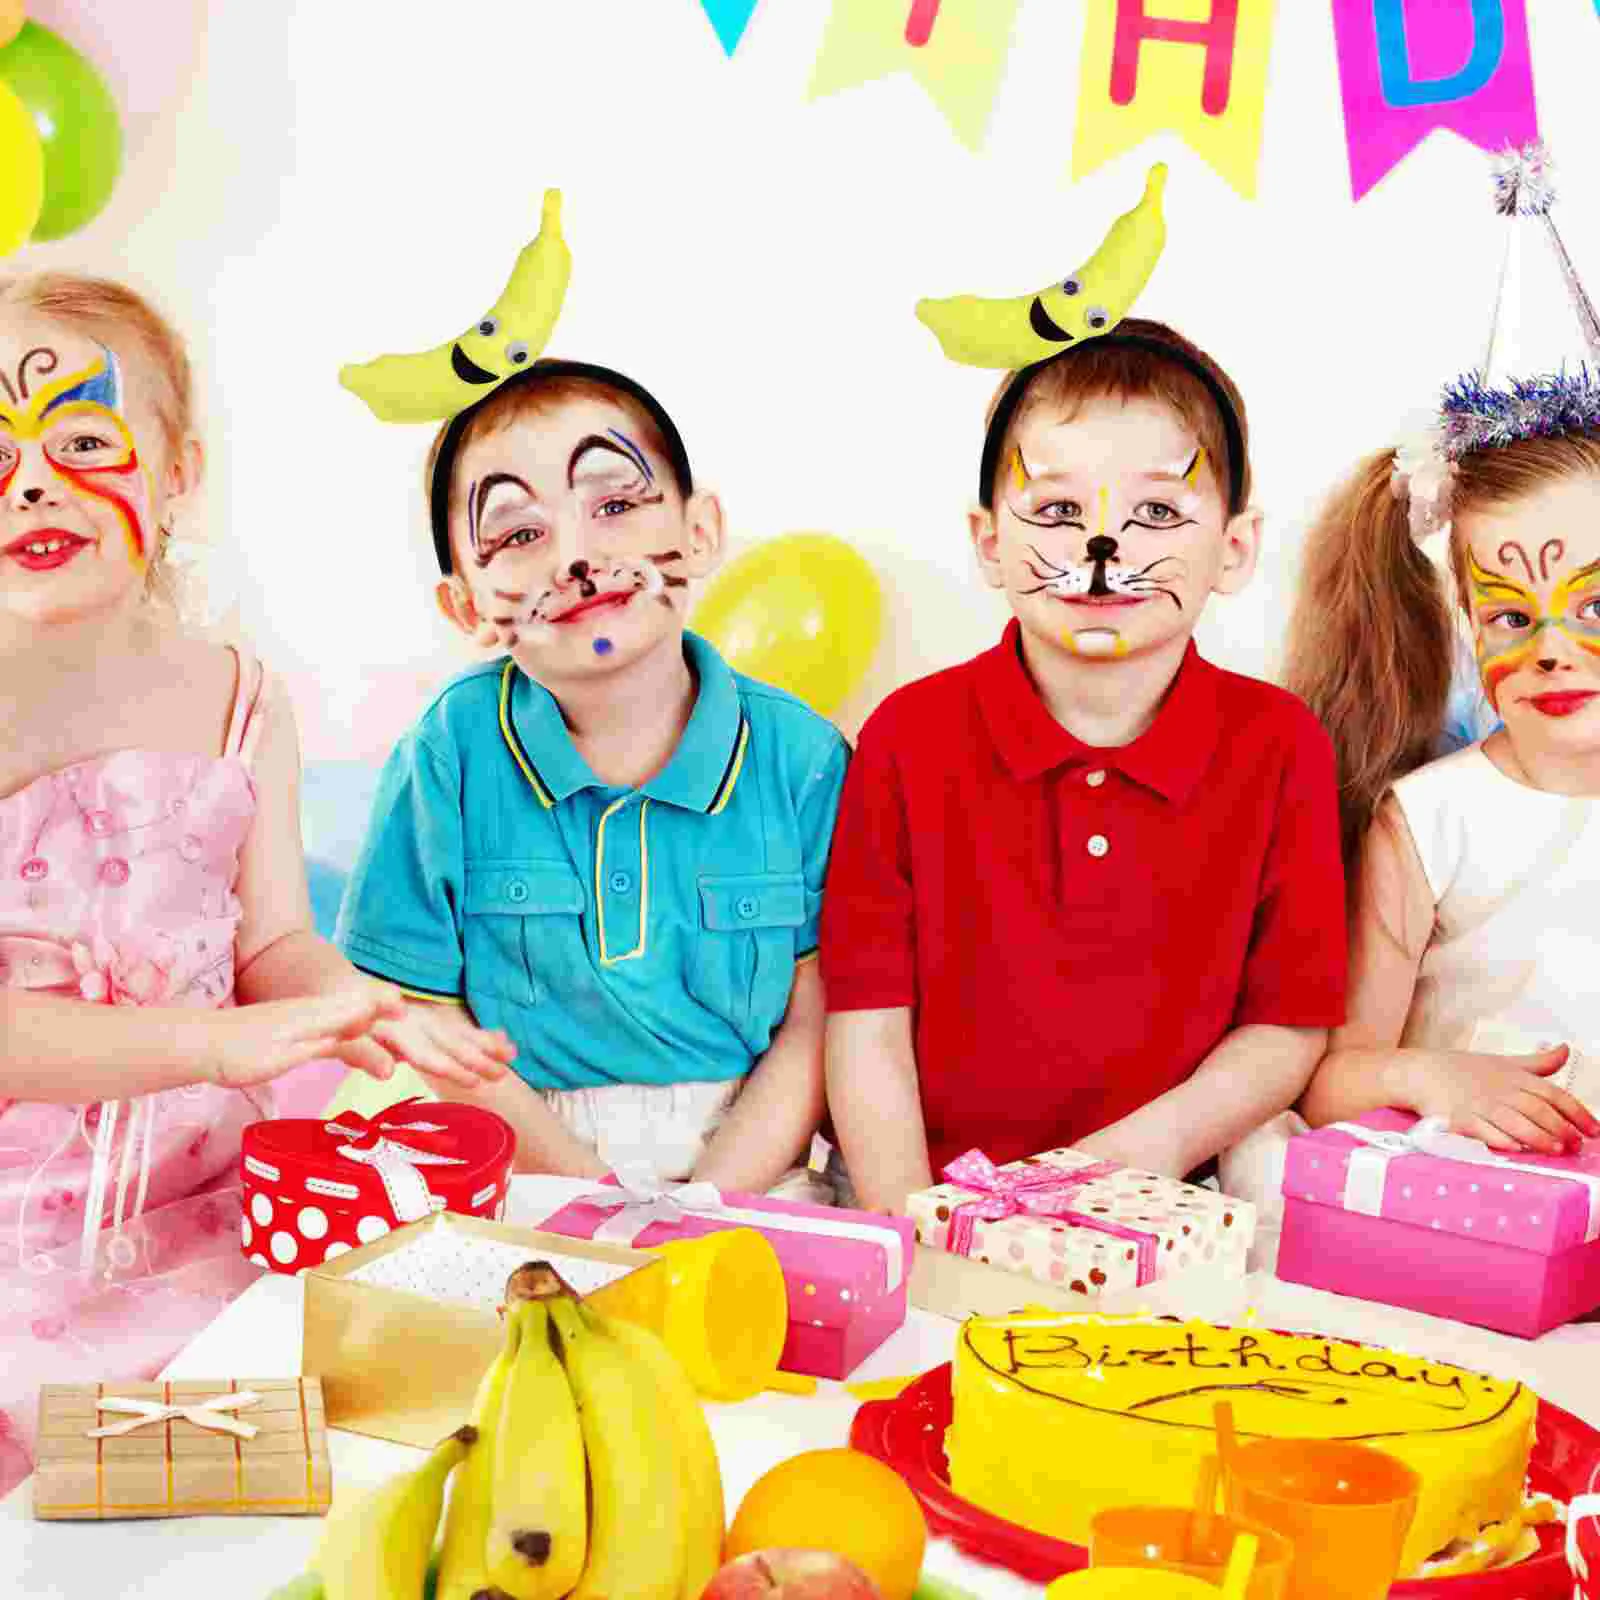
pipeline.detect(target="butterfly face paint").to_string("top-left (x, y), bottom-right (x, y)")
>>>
top-left (1469, 545), bottom-right (1600, 706)
top-left (0, 345), bottom-right (153, 569)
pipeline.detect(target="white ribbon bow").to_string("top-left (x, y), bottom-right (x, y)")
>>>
top-left (326, 1118), bottom-right (465, 1225)
top-left (86, 1390), bottom-right (261, 1441)
top-left (1568, 1492), bottom-right (1600, 1586)
top-left (560, 1163), bottom-right (907, 1292)
top-left (1329, 1116), bottom-right (1600, 1243)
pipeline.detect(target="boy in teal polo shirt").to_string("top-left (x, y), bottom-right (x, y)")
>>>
top-left (337, 360), bottom-right (848, 1190)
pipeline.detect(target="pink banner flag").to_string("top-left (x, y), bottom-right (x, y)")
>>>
top-left (1332, 0), bottom-right (1539, 201)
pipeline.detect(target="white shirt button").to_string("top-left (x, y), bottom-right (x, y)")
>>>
top-left (1085, 770), bottom-right (1107, 787)
top-left (1087, 834), bottom-right (1110, 858)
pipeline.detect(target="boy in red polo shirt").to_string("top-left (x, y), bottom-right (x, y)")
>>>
top-left (820, 316), bottom-right (1346, 1210)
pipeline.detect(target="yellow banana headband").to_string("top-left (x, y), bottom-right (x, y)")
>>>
top-left (428, 360), bottom-right (693, 574)
top-left (911, 162), bottom-right (1244, 513)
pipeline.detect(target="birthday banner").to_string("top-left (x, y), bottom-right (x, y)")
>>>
top-left (692, 0), bottom-right (1548, 204)
top-left (1331, 0), bottom-right (1539, 200)
top-left (806, 0), bottom-right (1024, 152)
top-left (1073, 0), bottom-right (1278, 199)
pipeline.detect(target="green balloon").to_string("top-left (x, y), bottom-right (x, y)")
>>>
top-left (0, 21), bottom-right (122, 241)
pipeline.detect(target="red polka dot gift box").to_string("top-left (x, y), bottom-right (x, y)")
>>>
top-left (239, 1099), bottom-right (515, 1276)
top-left (1278, 1109), bottom-right (1600, 1339)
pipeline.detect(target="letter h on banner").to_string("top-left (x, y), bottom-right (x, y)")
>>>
top-left (1111, 0), bottom-right (1241, 115)
top-left (1073, 0), bottom-right (1276, 198)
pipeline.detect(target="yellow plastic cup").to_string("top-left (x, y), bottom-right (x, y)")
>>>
top-left (588, 1227), bottom-right (788, 1402)
top-left (1223, 1439), bottom-right (1419, 1600)
top-left (1090, 1506), bottom-right (1292, 1600)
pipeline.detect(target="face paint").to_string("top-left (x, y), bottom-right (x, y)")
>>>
top-left (1468, 549), bottom-right (1600, 705)
top-left (1183, 446), bottom-right (1206, 487)
top-left (593, 637), bottom-right (614, 656)
top-left (1062, 628), bottom-right (1129, 657)
top-left (1019, 543), bottom-right (1187, 611)
top-left (0, 345), bottom-right (152, 566)
top-left (1011, 446), bottom-right (1029, 493)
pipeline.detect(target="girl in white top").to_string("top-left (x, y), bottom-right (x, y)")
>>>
top-left (1292, 430), bottom-right (1600, 1149)
top-left (1221, 431), bottom-right (1600, 1261)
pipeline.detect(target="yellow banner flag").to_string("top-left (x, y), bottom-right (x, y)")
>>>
top-left (807, 0), bottom-right (1024, 153)
top-left (1072, 0), bottom-right (1278, 198)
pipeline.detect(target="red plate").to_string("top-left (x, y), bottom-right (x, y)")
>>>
top-left (851, 1363), bottom-right (1595, 1595)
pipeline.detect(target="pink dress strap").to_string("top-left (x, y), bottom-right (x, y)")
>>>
top-left (223, 644), bottom-right (271, 770)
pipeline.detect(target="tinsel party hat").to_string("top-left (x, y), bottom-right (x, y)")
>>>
top-left (1439, 142), bottom-right (1600, 460)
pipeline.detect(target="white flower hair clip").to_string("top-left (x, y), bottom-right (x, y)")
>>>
top-left (1390, 420), bottom-right (1456, 544)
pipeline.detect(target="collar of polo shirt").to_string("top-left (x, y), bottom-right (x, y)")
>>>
top-left (976, 619), bottom-right (1221, 805)
top-left (497, 631), bottom-right (750, 814)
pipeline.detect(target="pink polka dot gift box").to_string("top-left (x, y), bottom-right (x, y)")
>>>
top-left (903, 1146), bottom-right (1255, 1305)
top-left (1278, 1109), bottom-right (1600, 1338)
top-left (238, 1098), bottom-right (515, 1275)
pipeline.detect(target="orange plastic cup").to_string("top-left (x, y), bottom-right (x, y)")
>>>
top-left (1090, 1506), bottom-right (1292, 1599)
top-left (1223, 1439), bottom-right (1419, 1600)
top-left (590, 1227), bottom-right (788, 1401)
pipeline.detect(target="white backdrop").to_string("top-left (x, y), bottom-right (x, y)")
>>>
top-left (16, 0), bottom-right (1600, 753)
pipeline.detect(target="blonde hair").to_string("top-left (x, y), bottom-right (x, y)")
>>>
top-left (0, 271), bottom-right (198, 613)
top-left (1284, 430), bottom-right (1600, 867)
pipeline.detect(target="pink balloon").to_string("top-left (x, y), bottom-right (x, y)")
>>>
top-left (21, 0), bottom-right (207, 121)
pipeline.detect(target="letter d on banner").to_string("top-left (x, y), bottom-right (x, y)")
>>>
top-left (1331, 0), bottom-right (1539, 200)
top-left (1073, 0), bottom-right (1278, 199)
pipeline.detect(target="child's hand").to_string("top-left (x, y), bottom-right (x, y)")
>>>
top-left (202, 985), bottom-right (406, 1090)
top-left (370, 1000), bottom-right (517, 1089)
top-left (1414, 1045), bottom-right (1600, 1153)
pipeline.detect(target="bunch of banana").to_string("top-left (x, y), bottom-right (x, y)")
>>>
top-left (267, 1262), bottom-right (724, 1600)
top-left (434, 1274), bottom-right (725, 1600)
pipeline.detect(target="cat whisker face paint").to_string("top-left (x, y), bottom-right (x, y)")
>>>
top-left (0, 343), bottom-right (155, 572)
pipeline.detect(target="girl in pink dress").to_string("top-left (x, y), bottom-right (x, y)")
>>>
top-left (0, 273), bottom-right (514, 1499)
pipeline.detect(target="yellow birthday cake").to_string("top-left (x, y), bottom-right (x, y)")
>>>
top-left (946, 1311), bottom-right (1540, 1577)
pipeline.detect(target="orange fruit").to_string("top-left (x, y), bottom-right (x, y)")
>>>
top-left (725, 1448), bottom-right (927, 1600)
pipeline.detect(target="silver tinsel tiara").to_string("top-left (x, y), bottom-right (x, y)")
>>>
top-left (1392, 142), bottom-right (1600, 542)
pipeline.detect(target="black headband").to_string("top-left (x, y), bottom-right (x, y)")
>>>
top-left (977, 333), bottom-right (1247, 515)
top-left (429, 359), bottom-right (694, 573)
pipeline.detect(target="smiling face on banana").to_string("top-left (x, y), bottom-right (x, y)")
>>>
top-left (434, 393), bottom-right (724, 689)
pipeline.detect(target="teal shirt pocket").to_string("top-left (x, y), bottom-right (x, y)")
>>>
top-left (690, 872), bottom-right (806, 1051)
top-left (462, 859), bottom-right (586, 1008)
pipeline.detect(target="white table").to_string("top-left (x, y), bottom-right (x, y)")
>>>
top-left (5, 1177), bottom-right (1599, 1600)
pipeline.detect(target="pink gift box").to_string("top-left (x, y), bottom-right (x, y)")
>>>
top-left (534, 1180), bottom-right (913, 1381)
top-left (1278, 1109), bottom-right (1600, 1338)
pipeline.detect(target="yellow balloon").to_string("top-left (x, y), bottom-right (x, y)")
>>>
top-left (692, 532), bottom-right (883, 718)
top-left (0, 73), bottom-right (43, 256)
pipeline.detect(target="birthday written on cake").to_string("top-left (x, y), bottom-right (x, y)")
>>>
top-left (1000, 1329), bottom-right (1483, 1394)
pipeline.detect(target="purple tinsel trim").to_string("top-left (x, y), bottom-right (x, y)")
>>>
top-left (1439, 368), bottom-right (1600, 460)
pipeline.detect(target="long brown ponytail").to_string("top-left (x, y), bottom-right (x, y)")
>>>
top-left (1282, 450), bottom-right (1455, 868)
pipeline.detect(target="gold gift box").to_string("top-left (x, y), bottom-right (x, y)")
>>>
top-left (302, 1211), bottom-right (665, 1449)
top-left (33, 1378), bottom-right (330, 1520)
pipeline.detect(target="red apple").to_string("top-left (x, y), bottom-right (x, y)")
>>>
top-left (700, 1547), bottom-right (885, 1599)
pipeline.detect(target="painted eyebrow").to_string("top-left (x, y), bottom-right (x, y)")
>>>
top-left (566, 432), bottom-right (651, 487)
top-left (473, 472), bottom-right (536, 522)
top-left (40, 348), bottom-right (123, 419)
top-left (1565, 557), bottom-right (1600, 586)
